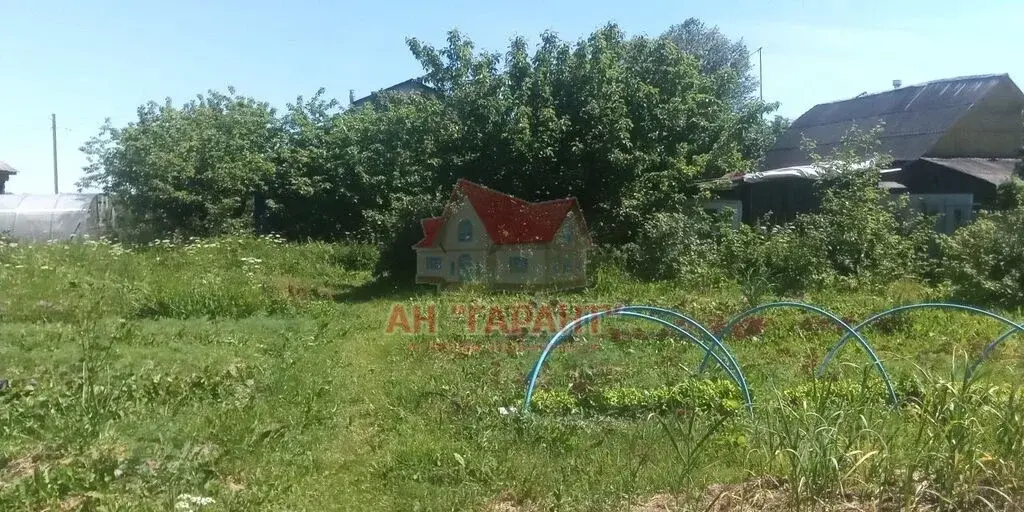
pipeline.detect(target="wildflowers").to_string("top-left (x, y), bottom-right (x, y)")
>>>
top-left (174, 494), bottom-right (215, 511)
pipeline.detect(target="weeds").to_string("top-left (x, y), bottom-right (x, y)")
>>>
top-left (1, 235), bottom-right (1023, 510)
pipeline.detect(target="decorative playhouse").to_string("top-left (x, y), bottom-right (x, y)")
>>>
top-left (413, 179), bottom-right (591, 290)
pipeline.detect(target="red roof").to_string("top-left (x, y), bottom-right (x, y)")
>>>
top-left (414, 217), bottom-right (444, 248)
top-left (414, 179), bottom-right (586, 248)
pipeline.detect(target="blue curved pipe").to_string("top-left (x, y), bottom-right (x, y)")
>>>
top-left (608, 305), bottom-right (748, 399)
top-left (697, 301), bottom-right (898, 407)
top-left (814, 303), bottom-right (1024, 382)
top-left (522, 307), bottom-right (750, 414)
top-left (967, 327), bottom-right (1024, 380)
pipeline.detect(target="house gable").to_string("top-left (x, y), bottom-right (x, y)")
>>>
top-left (350, 78), bottom-right (436, 109)
top-left (551, 210), bottom-right (589, 248)
top-left (438, 193), bottom-right (493, 250)
top-left (928, 79), bottom-right (1024, 159)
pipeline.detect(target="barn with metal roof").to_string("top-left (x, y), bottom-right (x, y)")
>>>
top-left (720, 73), bottom-right (1024, 231)
top-left (764, 74), bottom-right (1023, 171)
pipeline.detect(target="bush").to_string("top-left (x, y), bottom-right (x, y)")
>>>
top-left (719, 222), bottom-right (825, 298)
top-left (330, 244), bottom-right (379, 272)
top-left (797, 129), bottom-right (924, 285)
top-left (369, 193), bottom-right (445, 285)
top-left (996, 176), bottom-right (1024, 211)
top-left (622, 209), bottom-right (727, 284)
top-left (941, 208), bottom-right (1024, 308)
top-left (722, 125), bottom-right (932, 295)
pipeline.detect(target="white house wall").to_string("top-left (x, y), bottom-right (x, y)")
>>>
top-left (494, 244), bottom-right (548, 285)
top-left (552, 214), bottom-right (587, 281)
top-left (547, 248), bottom-right (586, 282)
top-left (432, 196), bottom-right (494, 281)
top-left (416, 248), bottom-right (446, 277)
top-left (440, 196), bottom-right (492, 250)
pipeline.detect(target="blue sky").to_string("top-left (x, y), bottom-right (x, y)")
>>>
top-left (2, 0), bottom-right (1021, 194)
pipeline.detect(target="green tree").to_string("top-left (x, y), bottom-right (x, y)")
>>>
top-left (265, 90), bottom-right (446, 241)
top-left (798, 125), bottom-right (931, 282)
top-left (942, 207), bottom-right (1024, 308)
top-left (78, 18), bottom-right (784, 268)
top-left (406, 23), bottom-right (778, 245)
top-left (79, 88), bottom-right (279, 240)
top-left (661, 18), bottom-right (759, 106)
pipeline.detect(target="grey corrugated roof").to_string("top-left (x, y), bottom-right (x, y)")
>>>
top-left (764, 74), bottom-right (1014, 170)
top-left (922, 157), bottom-right (1020, 186)
top-left (0, 160), bottom-right (18, 174)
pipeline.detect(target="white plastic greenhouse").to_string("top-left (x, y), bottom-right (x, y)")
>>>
top-left (0, 193), bottom-right (115, 242)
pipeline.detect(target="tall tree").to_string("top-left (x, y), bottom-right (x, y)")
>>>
top-left (79, 88), bottom-right (279, 239)
top-left (661, 18), bottom-right (759, 106)
top-left (406, 23), bottom-right (776, 244)
top-left (266, 89), bottom-right (446, 241)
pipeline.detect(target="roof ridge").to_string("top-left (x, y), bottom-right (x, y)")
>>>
top-left (532, 197), bottom-right (577, 205)
top-left (456, 179), bottom-right (530, 204)
top-left (812, 73), bottom-right (1009, 108)
top-left (910, 73), bottom-right (1008, 88)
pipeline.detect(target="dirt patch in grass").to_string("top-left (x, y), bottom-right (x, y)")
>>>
top-left (481, 493), bottom-right (540, 512)
top-left (0, 451), bottom-right (42, 488)
top-left (629, 477), bottom-right (950, 512)
top-left (58, 495), bottom-right (88, 511)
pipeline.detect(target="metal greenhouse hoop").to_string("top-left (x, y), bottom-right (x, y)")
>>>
top-left (696, 301), bottom-right (898, 407)
top-left (812, 303), bottom-right (1024, 382)
top-left (522, 306), bottom-right (750, 414)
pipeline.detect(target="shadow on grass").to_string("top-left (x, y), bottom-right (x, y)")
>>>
top-left (331, 278), bottom-right (433, 303)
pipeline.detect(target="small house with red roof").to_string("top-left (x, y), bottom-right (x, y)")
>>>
top-left (413, 179), bottom-right (591, 289)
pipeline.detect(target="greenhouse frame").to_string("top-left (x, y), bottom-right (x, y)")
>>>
top-left (0, 193), bottom-right (116, 242)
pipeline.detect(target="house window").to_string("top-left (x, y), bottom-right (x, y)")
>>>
top-left (563, 257), bottom-right (573, 272)
top-left (458, 254), bottom-right (476, 280)
top-left (550, 261), bottom-right (560, 274)
top-left (559, 227), bottom-right (573, 244)
top-left (426, 256), bottom-right (442, 271)
top-left (458, 220), bottom-right (473, 242)
top-left (510, 256), bottom-right (528, 273)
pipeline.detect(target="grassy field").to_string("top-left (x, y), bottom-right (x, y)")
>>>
top-left (2, 236), bottom-right (1024, 511)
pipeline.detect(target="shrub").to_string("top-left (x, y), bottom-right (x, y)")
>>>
top-left (941, 208), bottom-right (1024, 308)
top-left (719, 222), bottom-right (825, 297)
top-left (725, 125), bottom-right (932, 294)
top-left (369, 193), bottom-right (446, 285)
top-left (622, 209), bottom-right (727, 284)
top-left (996, 176), bottom-right (1024, 211)
top-left (796, 127), bottom-right (925, 285)
top-left (330, 244), bottom-right (379, 272)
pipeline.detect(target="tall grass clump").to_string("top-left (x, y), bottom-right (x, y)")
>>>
top-left (0, 234), bottom-right (369, 322)
top-left (739, 369), bottom-right (1024, 510)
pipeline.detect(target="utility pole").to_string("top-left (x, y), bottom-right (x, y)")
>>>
top-left (758, 47), bottom-right (763, 102)
top-left (746, 47), bottom-right (764, 103)
top-left (51, 114), bottom-right (58, 194)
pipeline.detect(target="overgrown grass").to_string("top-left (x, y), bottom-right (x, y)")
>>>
top-left (2, 236), bottom-right (1023, 511)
